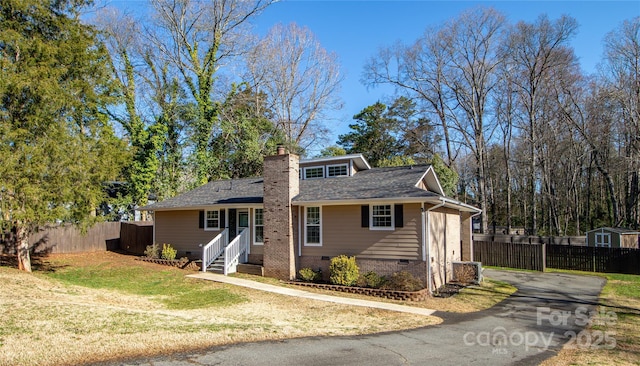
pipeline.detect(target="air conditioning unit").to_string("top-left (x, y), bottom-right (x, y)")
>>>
top-left (452, 261), bottom-right (483, 284)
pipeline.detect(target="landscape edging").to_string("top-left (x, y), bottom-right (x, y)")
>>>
top-left (288, 281), bottom-right (430, 301)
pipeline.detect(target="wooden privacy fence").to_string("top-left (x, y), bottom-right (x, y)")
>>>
top-left (473, 241), bottom-right (640, 275)
top-left (546, 245), bottom-right (640, 274)
top-left (1, 221), bottom-right (153, 255)
top-left (119, 222), bottom-right (153, 255)
top-left (474, 241), bottom-right (546, 271)
top-left (473, 234), bottom-right (586, 245)
top-left (27, 222), bottom-right (121, 254)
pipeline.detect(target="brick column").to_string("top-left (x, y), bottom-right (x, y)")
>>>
top-left (262, 150), bottom-right (299, 280)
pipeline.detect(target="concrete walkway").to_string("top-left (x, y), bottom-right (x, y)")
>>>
top-left (188, 272), bottom-right (437, 316)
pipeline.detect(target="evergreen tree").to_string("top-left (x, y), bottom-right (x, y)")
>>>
top-left (0, 0), bottom-right (127, 271)
top-left (337, 102), bottom-right (403, 167)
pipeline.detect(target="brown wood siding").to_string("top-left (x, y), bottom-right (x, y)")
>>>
top-left (621, 234), bottom-right (639, 248)
top-left (301, 203), bottom-right (422, 260)
top-left (155, 210), bottom-right (221, 256)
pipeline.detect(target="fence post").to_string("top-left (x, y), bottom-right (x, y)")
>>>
top-left (541, 243), bottom-right (546, 271)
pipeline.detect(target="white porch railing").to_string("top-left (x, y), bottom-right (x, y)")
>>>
top-left (224, 228), bottom-right (250, 275)
top-left (202, 229), bottom-right (228, 272)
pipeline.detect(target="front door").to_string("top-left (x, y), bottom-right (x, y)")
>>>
top-left (228, 209), bottom-right (237, 239)
top-left (237, 210), bottom-right (249, 237)
top-left (228, 209), bottom-right (249, 240)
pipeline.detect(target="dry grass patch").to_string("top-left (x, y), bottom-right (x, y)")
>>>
top-left (540, 271), bottom-right (640, 366)
top-left (0, 252), bottom-right (439, 366)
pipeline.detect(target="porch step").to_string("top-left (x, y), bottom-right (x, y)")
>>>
top-left (237, 263), bottom-right (264, 276)
top-left (208, 256), bottom-right (225, 274)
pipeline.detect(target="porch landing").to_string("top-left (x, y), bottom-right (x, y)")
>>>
top-left (187, 272), bottom-right (436, 317)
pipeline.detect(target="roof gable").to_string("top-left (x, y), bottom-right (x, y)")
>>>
top-left (418, 166), bottom-right (445, 196)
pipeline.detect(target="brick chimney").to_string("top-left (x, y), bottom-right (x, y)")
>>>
top-left (262, 148), bottom-right (299, 280)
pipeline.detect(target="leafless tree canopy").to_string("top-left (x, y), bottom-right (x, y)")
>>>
top-left (245, 22), bottom-right (343, 150)
top-left (363, 9), bottom-right (640, 234)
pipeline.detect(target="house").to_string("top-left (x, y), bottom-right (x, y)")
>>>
top-left (586, 227), bottom-right (640, 248)
top-left (139, 149), bottom-right (480, 293)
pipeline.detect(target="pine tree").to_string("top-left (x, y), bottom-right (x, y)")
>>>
top-left (0, 0), bottom-right (127, 271)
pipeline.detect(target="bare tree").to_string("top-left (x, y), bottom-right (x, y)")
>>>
top-left (362, 29), bottom-right (457, 168)
top-left (504, 14), bottom-right (578, 235)
top-left (245, 22), bottom-right (343, 150)
top-left (149, 0), bottom-right (272, 184)
top-left (439, 7), bottom-right (507, 233)
top-left (601, 17), bottom-right (640, 228)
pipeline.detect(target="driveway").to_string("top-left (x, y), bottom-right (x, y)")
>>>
top-left (93, 269), bottom-right (605, 366)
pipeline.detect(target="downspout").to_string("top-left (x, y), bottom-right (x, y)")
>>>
top-left (425, 199), bottom-right (445, 295)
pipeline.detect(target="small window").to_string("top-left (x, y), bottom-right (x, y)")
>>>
top-left (304, 166), bottom-right (324, 179)
top-left (305, 206), bottom-right (322, 246)
top-left (205, 210), bottom-right (220, 230)
top-left (595, 233), bottom-right (611, 248)
top-left (327, 164), bottom-right (348, 177)
top-left (254, 208), bottom-right (264, 245)
top-left (371, 204), bottom-right (394, 230)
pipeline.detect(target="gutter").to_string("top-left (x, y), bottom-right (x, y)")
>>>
top-left (424, 198), bottom-right (445, 295)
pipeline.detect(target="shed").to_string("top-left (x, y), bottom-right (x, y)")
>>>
top-left (586, 227), bottom-right (640, 248)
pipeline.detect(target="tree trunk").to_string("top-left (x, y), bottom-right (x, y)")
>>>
top-left (16, 224), bottom-right (32, 272)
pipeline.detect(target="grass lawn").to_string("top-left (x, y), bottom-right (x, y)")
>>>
top-left (0, 251), bottom-right (446, 366)
top-left (540, 270), bottom-right (640, 366)
top-left (233, 271), bottom-right (516, 313)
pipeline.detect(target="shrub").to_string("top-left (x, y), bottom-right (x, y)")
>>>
top-left (382, 271), bottom-right (424, 292)
top-left (329, 255), bottom-right (359, 286)
top-left (298, 267), bottom-right (322, 282)
top-left (453, 263), bottom-right (478, 284)
top-left (161, 243), bottom-right (177, 261)
top-left (357, 271), bottom-right (387, 289)
top-left (144, 243), bottom-right (160, 259)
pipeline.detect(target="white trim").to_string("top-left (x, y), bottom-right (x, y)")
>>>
top-left (253, 208), bottom-right (264, 245)
top-left (370, 203), bottom-right (395, 231)
top-left (204, 209), bottom-right (220, 231)
top-left (425, 199), bottom-right (445, 295)
top-left (152, 211), bottom-right (156, 245)
top-left (237, 209), bottom-right (249, 234)
top-left (595, 232), bottom-right (611, 248)
top-left (304, 206), bottom-right (322, 246)
top-left (300, 153), bottom-right (371, 170)
top-left (303, 165), bottom-right (325, 179)
top-left (326, 163), bottom-right (349, 177)
top-left (416, 166), bottom-right (445, 196)
top-left (298, 206), bottom-right (302, 256)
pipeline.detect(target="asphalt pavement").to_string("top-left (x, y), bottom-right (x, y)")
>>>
top-left (92, 269), bottom-right (606, 366)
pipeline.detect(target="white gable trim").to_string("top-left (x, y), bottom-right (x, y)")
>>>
top-left (416, 166), bottom-right (445, 196)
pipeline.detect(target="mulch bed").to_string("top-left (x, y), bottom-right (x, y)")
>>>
top-left (136, 257), bottom-right (201, 271)
top-left (432, 282), bottom-right (467, 298)
top-left (288, 281), bottom-right (431, 301)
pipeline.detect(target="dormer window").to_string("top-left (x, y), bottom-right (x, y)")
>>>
top-left (327, 164), bottom-right (348, 177)
top-left (304, 166), bottom-right (324, 179)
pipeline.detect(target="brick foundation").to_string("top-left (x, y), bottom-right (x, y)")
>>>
top-left (298, 256), bottom-right (428, 287)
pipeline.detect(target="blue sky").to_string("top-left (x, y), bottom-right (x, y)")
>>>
top-left (251, 1), bottom-right (639, 150)
top-left (105, 0), bottom-right (640, 152)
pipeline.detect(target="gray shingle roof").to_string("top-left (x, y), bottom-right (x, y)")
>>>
top-left (141, 165), bottom-right (441, 211)
top-left (294, 165), bottom-right (439, 202)
top-left (139, 177), bottom-right (264, 210)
